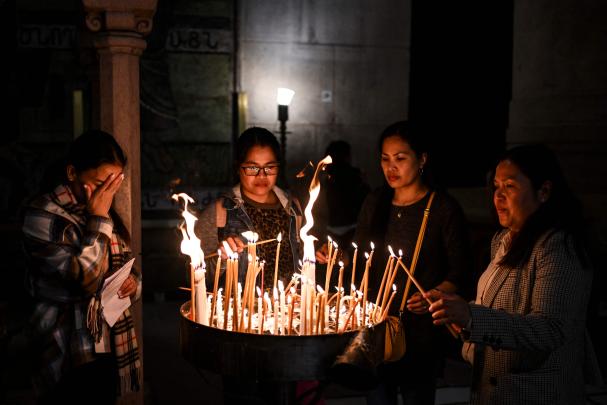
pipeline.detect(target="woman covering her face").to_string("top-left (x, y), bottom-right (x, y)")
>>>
top-left (427, 144), bottom-right (602, 404)
top-left (22, 130), bottom-right (141, 404)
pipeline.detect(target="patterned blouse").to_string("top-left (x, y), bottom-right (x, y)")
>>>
top-left (243, 195), bottom-right (294, 288)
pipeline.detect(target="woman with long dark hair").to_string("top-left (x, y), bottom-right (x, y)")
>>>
top-left (427, 144), bottom-right (602, 404)
top-left (22, 130), bottom-right (141, 404)
top-left (352, 121), bottom-right (473, 405)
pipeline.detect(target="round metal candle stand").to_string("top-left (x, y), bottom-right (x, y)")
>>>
top-left (179, 301), bottom-right (386, 383)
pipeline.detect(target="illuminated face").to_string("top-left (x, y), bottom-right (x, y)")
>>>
top-left (380, 135), bottom-right (426, 190)
top-left (67, 163), bottom-right (123, 204)
top-left (239, 145), bottom-right (279, 201)
top-left (493, 160), bottom-right (543, 232)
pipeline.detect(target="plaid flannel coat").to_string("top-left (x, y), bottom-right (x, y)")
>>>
top-left (463, 228), bottom-right (595, 404)
top-left (22, 185), bottom-right (138, 395)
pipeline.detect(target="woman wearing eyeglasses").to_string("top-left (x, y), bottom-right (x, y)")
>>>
top-left (197, 126), bottom-right (303, 290)
top-left (196, 126), bottom-right (306, 404)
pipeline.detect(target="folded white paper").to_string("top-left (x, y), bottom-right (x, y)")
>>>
top-left (101, 258), bottom-right (135, 327)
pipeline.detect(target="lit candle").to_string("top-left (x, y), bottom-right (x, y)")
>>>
top-left (350, 242), bottom-right (358, 296)
top-left (273, 232), bottom-right (282, 291)
top-left (381, 284), bottom-right (397, 321)
top-left (362, 247), bottom-right (373, 323)
top-left (327, 236), bottom-right (333, 266)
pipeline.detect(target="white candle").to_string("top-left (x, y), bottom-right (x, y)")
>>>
top-left (194, 267), bottom-right (208, 325)
top-left (279, 280), bottom-right (286, 335)
top-left (256, 287), bottom-right (263, 334)
top-left (273, 232), bottom-right (282, 291)
top-left (350, 242), bottom-right (358, 295)
top-left (273, 287), bottom-right (279, 335)
top-left (216, 288), bottom-right (223, 329)
top-left (263, 291), bottom-right (272, 333)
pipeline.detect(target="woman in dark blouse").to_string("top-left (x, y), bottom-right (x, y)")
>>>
top-left (356, 121), bottom-right (473, 405)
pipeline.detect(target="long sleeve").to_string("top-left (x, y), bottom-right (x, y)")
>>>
top-left (468, 231), bottom-right (592, 353)
top-left (23, 209), bottom-right (113, 300)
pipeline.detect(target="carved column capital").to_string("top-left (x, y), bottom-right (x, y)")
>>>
top-left (83, 0), bottom-right (157, 35)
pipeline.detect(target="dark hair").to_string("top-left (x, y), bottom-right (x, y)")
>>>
top-left (325, 140), bottom-right (351, 165)
top-left (496, 144), bottom-right (588, 268)
top-left (369, 121), bottom-right (430, 246)
top-left (69, 130), bottom-right (130, 243)
top-left (67, 129), bottom-right (127, 174)
top-left (235, 127), bottom-right (281, 170)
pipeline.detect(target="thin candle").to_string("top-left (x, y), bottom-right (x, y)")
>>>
top-left (335, 261), bottom-right (344, 331)
top-left (350, 242), bottom-right (358, 296)
top-left (362, 251), bottom-right (371, 323)
top-left (273, 232), bottom-right (282, 291)
top-left (396, 258), bottom-right (459, 338)
top-left (210, 249), bottom-right (221, 327)
top-left (190, 264), bottom-right (196, 321)
top-left (273, 287), bottom-right (279, 335)
top-left (287, 295), bottom-right (294, 335)
top-left (279, 280), bottom-right (286, 335)
top-left (381, 284), bottom-right (397, 321)
top-left (256, 287), bottom-right (263, 334)
top-left (223, 256), bottom-right (232, 330)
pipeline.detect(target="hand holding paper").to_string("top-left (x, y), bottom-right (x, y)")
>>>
top-left (101, 258), bottom-right (136, 327)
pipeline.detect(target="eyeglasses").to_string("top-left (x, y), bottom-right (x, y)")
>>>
top-left (240, 165), bottom-right (280, 176)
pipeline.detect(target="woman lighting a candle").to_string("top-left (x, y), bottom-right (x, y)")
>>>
top-left (353, 121), bottom-right (473, 405)
top-left (426, 144), bottom-right (602, 404)
top-left (197, 127), bottom-right (303, 289)
top-left (196, 127), bottom-right (322, 404)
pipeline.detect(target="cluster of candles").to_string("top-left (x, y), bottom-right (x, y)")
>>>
top-left (185, 231), bottom-right (402, 336)
top-left (173, 156), bottom-right (442, 337)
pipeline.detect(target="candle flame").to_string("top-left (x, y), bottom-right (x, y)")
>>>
top-left (300, 155), bottom-right (332, 261)
top-left (333, 241), bottom-right (338, 248)
top-left (277, 232), bottom-right (282, 242)
top-left (370, 241), bottom-right (375, 251)
top-left (339, 261), bottom-right (344, 268)
top-left (317, 285), bottom-right (324, 293)
top-left (398, 249), bottom-right (403, 257)
top-left (328, 235), bottom-right (333, 243)
top-left (241, 231), bottom-right (258, 243)
top-left (365, 252), bottom-right (370, 259)
top-left (352, 242), bottom-right (358, 249)
top-left (388, 245), bottom-right (395, 257)
top-left (392, 284), bottom-right (397, 292)
top-left (171, 193), bottom-right (205, 269)
top-left (222, 240), bottom-right (234, 257)
top-left (256, 286), bottom-right (262, 296)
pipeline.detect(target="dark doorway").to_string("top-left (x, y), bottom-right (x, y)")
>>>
top-left (409, 0), bottom-right (513, 187)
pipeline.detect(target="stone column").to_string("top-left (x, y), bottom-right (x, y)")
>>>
top-left (83, 2), bottom-right (157, 404)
